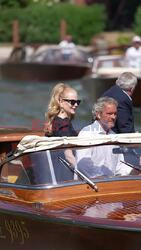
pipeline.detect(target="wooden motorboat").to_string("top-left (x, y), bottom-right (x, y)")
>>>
top-left (81, 55), bottom-right (141, 107)
top-left (0, 131), bottom-right (141, 249)
top-left (0, 61), bottom-right (91, 82)
top-left (0, 46), bottom-right (91, 82)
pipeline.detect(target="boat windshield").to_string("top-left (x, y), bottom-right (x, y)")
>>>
top-left (0, 144), bottom-right (141, 186)
top-left (95, 57), bottom-right (124, 69)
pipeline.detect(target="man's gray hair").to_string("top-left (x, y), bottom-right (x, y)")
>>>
top-left (116, 72), bottom-right (137, 91)
top-left (92, 96), bottom-right (118, 120)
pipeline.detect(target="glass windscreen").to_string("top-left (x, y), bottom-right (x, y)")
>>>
top-left (1, 144), bottom-right (141, 186)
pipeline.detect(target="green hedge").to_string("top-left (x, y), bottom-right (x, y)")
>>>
top-left (134, 5), bottom-right (141, 36)
top-left (0, 3), bottom-right (107, 45)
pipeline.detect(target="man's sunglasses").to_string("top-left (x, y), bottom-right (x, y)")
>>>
top-left (63, 99), bottom-right (81, 106)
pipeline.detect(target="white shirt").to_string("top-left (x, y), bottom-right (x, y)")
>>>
top-left (125, 46), bottom-right (141, 68)
top-left (76, 120), bottom-right (132, 177)
top-left (122, 89), bottom-right (132, 101)
top-left (59, 40), bottom-right (75, 55)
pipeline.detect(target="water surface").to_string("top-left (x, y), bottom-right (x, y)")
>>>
top-left (0, 79), bottom-right (141, 132)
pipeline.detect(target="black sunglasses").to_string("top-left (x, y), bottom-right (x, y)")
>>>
top-left (63, 99), bottom-right (81, 106)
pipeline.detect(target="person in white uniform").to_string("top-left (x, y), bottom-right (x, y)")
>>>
top-left (59, 35), bottom-right (76, 60)
top-left (124, 35), bottom-right (141, 68)
top-left (76, 97), bottom-right (132, 178)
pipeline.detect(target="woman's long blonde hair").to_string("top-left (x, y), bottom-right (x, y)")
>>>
top-left (45, 83), bottom-right (71, 135)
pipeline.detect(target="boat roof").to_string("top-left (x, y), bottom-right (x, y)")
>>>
top-left (15, 133), bottom-right (141, 156)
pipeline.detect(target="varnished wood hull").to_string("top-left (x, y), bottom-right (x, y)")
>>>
top-left (0, 211), bottom-right (141, 250)
top-left (81, 76), bottom-right (141, 107)
top-left (0, 62), bottom-right (90, 82)
top-left (0, 179), bottom-right (141, 249)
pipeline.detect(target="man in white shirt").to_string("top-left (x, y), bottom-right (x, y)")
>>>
top-left (76, 97), bottom-right (132, 177)
top-left (125, 35), bottom-right (141, 68)
top-left (59, 35), bottom-right (76, 60)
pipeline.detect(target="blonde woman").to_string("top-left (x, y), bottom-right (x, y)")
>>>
top-left (45, 83), bottom-right (81, 137)
top-left (45, 83), bottom-right (81, 181)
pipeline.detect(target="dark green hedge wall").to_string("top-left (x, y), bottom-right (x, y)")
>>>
top-left (134, 5), bottom-right (141, 36)
top-left (0, 3), bottom-right (107, 45)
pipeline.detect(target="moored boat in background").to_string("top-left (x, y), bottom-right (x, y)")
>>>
top-left (0, 45), bottom-right (91, 82)
top-left (82, 54), bottom-right (141, 107)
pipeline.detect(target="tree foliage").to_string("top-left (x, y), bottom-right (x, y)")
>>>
top-left (1, 0), bottom-right (141, 30)
top-left (86, 0), bottom-right (141, 29)
top-left (0, 0), bottom-right (30, 7)
top-left (0, 3), bottom-right (107, 45)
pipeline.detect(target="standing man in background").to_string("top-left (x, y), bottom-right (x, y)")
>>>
top-left (124, 35), bottom-right (141, 68)
top-left (102, 72), bottom-right (137, 133)
top-left (59, 34), bottom-right (76, 60)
